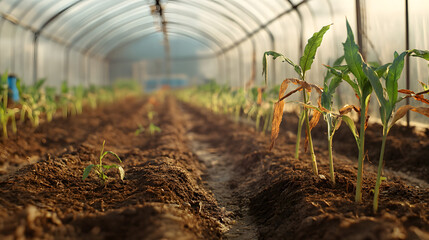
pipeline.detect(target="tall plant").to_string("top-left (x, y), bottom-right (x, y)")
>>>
top-left (263, 24), bottom-right (331, 176)
top-left (363, 50), bottom-right (429, 212)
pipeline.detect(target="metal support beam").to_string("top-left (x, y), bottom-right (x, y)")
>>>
top-left (355, 0), bottom-right (366, 60)
top-left (32, 0), bottom-right (83, 83)
top-left (405, 0), bottom-right (410, 127)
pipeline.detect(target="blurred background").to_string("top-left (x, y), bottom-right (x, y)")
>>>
top-left (0, 0), bottom-right (428, 123)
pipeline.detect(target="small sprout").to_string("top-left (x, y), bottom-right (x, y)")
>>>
top-left (148, 123), bottom-right (161, 135)
top-left (134, 124), bottom-right (145, 136)
top-left (82, 140), bottom-right (125, 184)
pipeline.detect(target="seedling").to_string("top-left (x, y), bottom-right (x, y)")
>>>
top-left (325, 20), bottom-right (373, 203)
top-left (363, 49), bottom-right (429, 212)
top-left (134, 124), bottom-right (145, 136)
top-left (147, 111), bottom-right (161, 135)
top-left (82, 140), bottom-right (125, 184)
top-left (263, 24), bottom-right (331, 176)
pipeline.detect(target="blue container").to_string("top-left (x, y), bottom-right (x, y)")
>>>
top-left (7, 76), bottom-right (19, 102)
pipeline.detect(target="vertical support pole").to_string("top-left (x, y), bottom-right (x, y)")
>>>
top-left (225, 52), bottom-right (230, 86)
top-left (355, 0), bottom-right (366, 60)
top-left (64, 48), bottom-right (70, 83)
top-left (238, 46), bottom-right (243, 88)
top-left (217, 53), bottom-right (223, 84)
top-left (405, 0), bottom-right (410, 127)
top-left (270, 36), bottom-right (276, 86)
top-left (33, 35), bottom-right (39, 84)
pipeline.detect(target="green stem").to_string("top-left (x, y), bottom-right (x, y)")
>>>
top-left (302, 89), bottom-right (318, 176)
top-left (256, 112), bottom-right (261, 131)
top-left (11, 114), bottom-right (16, 134)
top-left (2, 120), bottom-right (7, 139)
top-left (328, 134), bottom-right (335, 184)
top-left (355, 101), bottom-right (366, 203)
top-left (373, 128), bottom-right (388, 213)
top-left (295, 110), bottom-right (304, 159)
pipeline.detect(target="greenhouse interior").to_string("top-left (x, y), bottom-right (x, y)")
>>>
top-left (0, 0), bottom-right (429, 239)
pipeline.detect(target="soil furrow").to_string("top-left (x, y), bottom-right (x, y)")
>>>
top-left (181, 103), bottom-right (258, 239)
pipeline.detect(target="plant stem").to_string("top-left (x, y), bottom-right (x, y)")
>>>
top-left (11, 114), bottom-right (16, 133)
top-left (328, 134), bottom-right (335, 184)
top-left (295, 110), bottom-right (304, 159)
top-left (355, 101), bottom-right (366, 203)
top-left (373, 128), bottom-right (388, 213)
top-left (302, 89), bottom-right (318, 176)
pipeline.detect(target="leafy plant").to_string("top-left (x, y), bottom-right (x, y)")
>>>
top-left (363, 49), bottom-right (429, 212)
top-left (325, 20), bottom-right (373, 203)
top-left (82, 140), bottom-right (125, 184)
top-left (319, 56), bottom-right (345, 184)
top-left (263, 24), bottom-right (331, 176)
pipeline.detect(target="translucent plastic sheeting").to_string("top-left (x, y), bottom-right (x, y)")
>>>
top-left (1, 0), bottom-right (429, 125)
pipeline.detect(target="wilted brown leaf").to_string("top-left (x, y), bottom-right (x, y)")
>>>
top-left (339, 105), bottom-right (360, 115)
top-left (257, 87), bottom-right (264, 105)
top-left (309, 110), bottom-right (322, 130)
top-left (411, 107), bottom-right (429, 117)
top-left (269, 101), bottom-right (285, 150)
top-left (269, 80), bottom-right (289, 150)
top-left (364, 101), bottom-right (370, 130)
top-left (413, 95), bottom-right (429, 105)
top-left (389, 105), bottom-right (414, 129)
top-left (398, 89), bottom-right (415, 95)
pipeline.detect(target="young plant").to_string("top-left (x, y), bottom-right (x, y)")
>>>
top-left (44, 87), bottom-right (57, 122)
top-left (0, 72), bottom-right (9, 138)
top-left (147, 111), bottom-right (161, 135)
top-left (319, 56), bottom-right (345, 184)
top-left (263, 24), bottom-right (331, 176)
top-left (82, 140), bottom-right (125, 184)
top-left (363, 50), bottom-right (429, 212)
top-left (327, 20), bottom-right (373, 203)
top-left (134, 124), bottom-right (145, 136)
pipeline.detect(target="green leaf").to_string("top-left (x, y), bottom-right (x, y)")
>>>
top-left (341, 115), bottom-right (359, 146)
top-left (82, 164), bottom-right (95, 180)
top-left (1, 71), bottom-right (8, 86)
top-left (263, 51), bottom-right (300, 84)
top-left (363, 62), bottom-right (387, 109)
top-left (386, 51), bottom-right (407, 105)
top-left (343, 20), bottom-right (366, 86)
top-left (100, 140), bottom-right (105, 159)
top-left (408, 49), bottom-right (429, 61)
top-left (102, 164), bottom-right (119, 170)
top-left (321, 75), bottom-right (342, 110)
top-left (374, 63), bottom-right (391, 79)
top-left (34, 79), bottom-right (46, 90)
top-left (105, 151), bottom-right (122, 163)
top-left (299, 24), bottom-right (331, 76)
top-left (333, 55), bottom-right (345, 66)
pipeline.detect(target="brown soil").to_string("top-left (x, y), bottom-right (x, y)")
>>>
top-left (0, 95), bottom-right (428, 239)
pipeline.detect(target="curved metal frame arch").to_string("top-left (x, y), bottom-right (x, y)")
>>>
top-left (82, 10), bottom-right (235, 55)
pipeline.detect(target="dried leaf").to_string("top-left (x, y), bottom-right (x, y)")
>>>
top-left (257, 87), bottom-right (263, 105)
top-left (269, 101), bottom-right (285, 150)
top-left (364, 101), bottom-right (370, 130)
top-left (269, 80), bottom-right (289, 150)
top-left (339, 105), bottom-right (360, 115)
top-left (389, 105), bottom-right (414, 129)
top-left (413, 95), bottom-right (429, 105)
top-left (411, 107), bottom-right (429, 117)
top-left (398, 89), bottom-right (415, 95)
top-left (309, 110), bottom-right (322, 130)
top-left (278, 80), bottom-right (289, 98)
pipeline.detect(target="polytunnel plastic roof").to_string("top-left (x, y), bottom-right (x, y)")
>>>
top-left (0, 0), bottom-right (309, 58)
